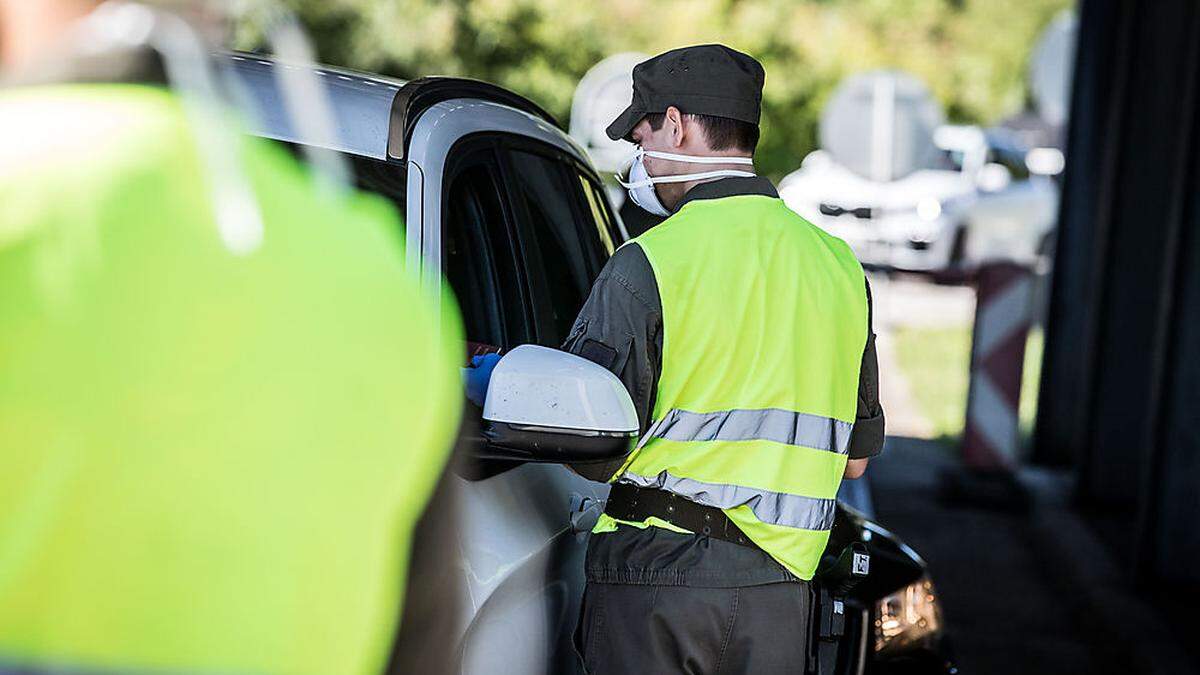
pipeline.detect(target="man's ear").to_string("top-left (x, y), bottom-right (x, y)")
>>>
top-left (664, 106), bottom-right (686, 149)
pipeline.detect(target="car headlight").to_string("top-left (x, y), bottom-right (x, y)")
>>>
top-left (916, 197), bottom-right (942, 221)
top-left (874, 577), bottom-right (943, 655)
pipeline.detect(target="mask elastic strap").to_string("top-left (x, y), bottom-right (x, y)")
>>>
top-left (235, 4), bottom-right (352, 199)
top-left (616, 169), bottom-right (757, 189)
top-left (84, 2), bottom-right (264, 256)
top-left (642, 149), bottom-right (754, 165)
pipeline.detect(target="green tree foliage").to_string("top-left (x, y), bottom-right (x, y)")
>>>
top-left (235, 0), bottom-right (1072, 180)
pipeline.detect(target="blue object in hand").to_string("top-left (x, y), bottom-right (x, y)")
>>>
top-left (463, 352), bottom-right (502, 407)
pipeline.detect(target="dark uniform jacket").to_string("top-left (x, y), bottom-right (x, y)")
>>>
top-left (564, 175), bottom-right (885, 587)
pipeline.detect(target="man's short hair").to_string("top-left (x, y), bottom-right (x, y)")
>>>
top-left (645, 112), bottom-right (759, 154)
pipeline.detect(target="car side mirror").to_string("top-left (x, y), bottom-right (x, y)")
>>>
top-left (479, 345), bottom-right (637, 463)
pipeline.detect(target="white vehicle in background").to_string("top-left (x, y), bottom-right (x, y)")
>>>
top-left (779, 124), bottom-right (1062, 274)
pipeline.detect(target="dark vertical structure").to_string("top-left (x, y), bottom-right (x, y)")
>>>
top-left (1035, 0), bottom-right (1200, 589)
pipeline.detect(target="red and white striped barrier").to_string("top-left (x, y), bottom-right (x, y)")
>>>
top-left (961, 262), bottom-right (1035, 470)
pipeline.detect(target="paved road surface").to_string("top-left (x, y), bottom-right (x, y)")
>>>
top-left (870, 437), bottom-right (1120, 675)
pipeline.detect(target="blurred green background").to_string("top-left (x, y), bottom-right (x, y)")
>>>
top-left (235, 0), bottom-right (1071, 181)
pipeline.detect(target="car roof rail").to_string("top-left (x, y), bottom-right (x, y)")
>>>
top-left (386, 76), bottom-right (560, 161)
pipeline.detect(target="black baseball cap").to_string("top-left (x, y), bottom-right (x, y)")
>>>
top-left (606, 44), bottom-right (765, 142)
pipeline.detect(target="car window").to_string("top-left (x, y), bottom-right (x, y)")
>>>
top-left (987, 147), bottom-right (1031, 181)
top-left (351, 154), bottom-right (408, 214)
top-left (282, 145), bottom-right (409, 219)
top-left (504, 147), bottom-right (607, 345)
top-left (579, 175), bottom-right (617, 257)
top-left (443, 145), bottom-right (527, 351)
top-left (935, 148), bottom-right (967, 173)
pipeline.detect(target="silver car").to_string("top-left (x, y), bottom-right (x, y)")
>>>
top-left (779, 125), bottom-right (1060, 274)
top-left (227, 53), bottom-right (954, 675)
top-left (227, 53), bottom-right (621, 674)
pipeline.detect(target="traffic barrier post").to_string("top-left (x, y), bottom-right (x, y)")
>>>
top-left (961, 262), bottom-right (1035, 470)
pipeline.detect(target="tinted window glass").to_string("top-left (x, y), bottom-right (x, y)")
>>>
top-left (988, 147), bottom-right (1031, 181)
top-left (507, 149), bottom-right (603, 343)
top-left (444, 164), bottom-right (503, 347)
top-left (352, 155), bottom-right (408, 213)
top-left (579, 175), bottom-right (617, 257)
top-left (282, 145), bottom-right (408, 216)
top-left (443, 144), bottom-right (532, 352)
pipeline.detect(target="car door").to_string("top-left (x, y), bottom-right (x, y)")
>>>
top-left (439, 133), bottom-right (614, 675)
top-left (488, 137), bottom-right (625, 672)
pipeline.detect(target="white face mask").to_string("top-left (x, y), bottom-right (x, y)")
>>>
top-left (616, 148), bottom-right (756, 217)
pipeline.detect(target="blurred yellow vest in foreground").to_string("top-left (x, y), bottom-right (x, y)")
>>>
top-left (0, 85), bottom-right (461, 675)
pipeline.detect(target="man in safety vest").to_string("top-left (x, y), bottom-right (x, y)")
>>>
top-left (565, 45), bottom-right (885, 672)
top-left (0, 2), bottom-right (462, 674)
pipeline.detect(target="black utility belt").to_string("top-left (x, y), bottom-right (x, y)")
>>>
top-left (604, 483), bottom-right (760, 551)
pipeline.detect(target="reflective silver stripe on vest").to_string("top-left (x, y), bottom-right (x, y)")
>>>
top-left (620, 470), bottom-right (837, 531)
top-left (643, 408), bottom-right (853, 454)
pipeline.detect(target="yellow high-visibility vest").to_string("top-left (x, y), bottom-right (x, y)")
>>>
top-left (597, 193), bottom-right (868, 580)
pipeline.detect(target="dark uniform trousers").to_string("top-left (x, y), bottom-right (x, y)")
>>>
top-left (576, 578), bottom-right (810, 674)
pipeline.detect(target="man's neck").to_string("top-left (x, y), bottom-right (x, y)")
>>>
top-left (676, 160), bottom-right (754, 201)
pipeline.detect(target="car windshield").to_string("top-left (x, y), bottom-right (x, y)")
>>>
top-left (934, 148), bottom-right (967, 172)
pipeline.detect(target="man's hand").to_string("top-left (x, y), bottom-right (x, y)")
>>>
top-left (462, 352), bottom-right (502, 407)
top-left (844, 458), bottom-right (869, 480)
